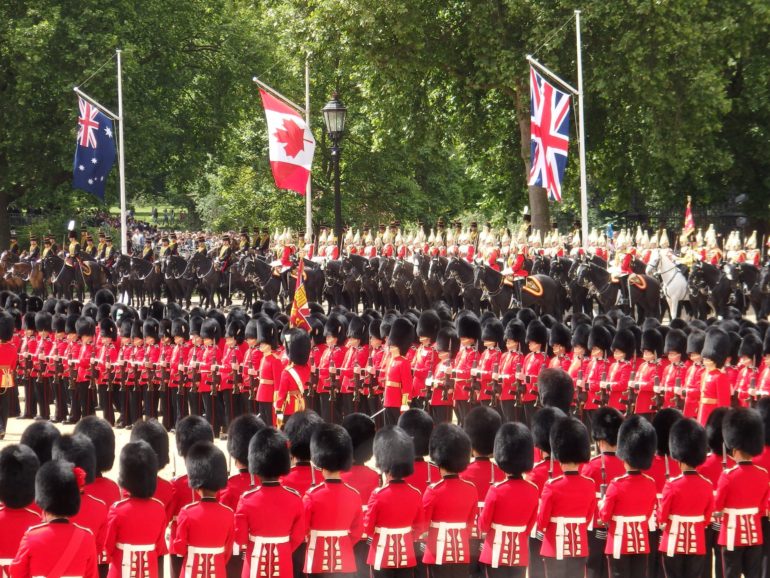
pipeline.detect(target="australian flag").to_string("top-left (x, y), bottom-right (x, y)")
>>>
top-left (73, 97), bottom-right (116, 200)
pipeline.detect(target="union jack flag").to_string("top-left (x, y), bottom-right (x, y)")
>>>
top-left (528, 66), bottom-right (572, 202)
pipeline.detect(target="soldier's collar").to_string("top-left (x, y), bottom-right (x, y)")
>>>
top-left (473, 456), bottom-right (491, 462)
top-left (506, 474), bottom-right (523, 480)
top-left (442, 473), bottom-right (459, 479)
top-left (262, 480), bottom-right (280, 486)
top-left (324, 478), bottom-right (343, 484)
top-left (627, 470), bottom-right (641, 475)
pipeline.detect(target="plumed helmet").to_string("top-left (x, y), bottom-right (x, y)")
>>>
top-left (389, 318), bottom-right (414, 356)
top-left (494, 422), bottom-right (534, 476)
top-left (52, 434), bottom-right (97, 484)
top-left (417, 310), bottom-right (441, 342)
top-left (310, 423), bottom-right (353, 472)
top-left (227, 414), bottom-right (266, 466)
top-left (74, 416), bottom-right (115, 473)
top-left (463, 406), bottom-right (502, 455)
top-left (284, 410), bottom-right (323, 461)
top-left (342, 413), bottom-right (376, 465)
top-left (249, 427), bottom-right (291, 479)
top-left (130, 419), bottom-right (170, 470)
top-left (0, 444), bottom-right (39, 508)
top-left (617, 415), bottom-right (657, 470)
top-left (118, 441), bottom-right (157, 498)
top-left (591, 407), bottom-right (624, 445)
top-left (186, 441), bottom-right (228, 491)
top-left (374, 426), bottom-right (415, 478)
top-left (550, 416), bottom-right (590, 464)
top-left (723, 407), bottom-right (765, 457)
top-left (35, 460), bottom-right (80, 517)
top-left (669, 418), bottom-right (707, 467)
top-left (175, 415), bottom-right (214, 458)
top-left (429, 423), bottom-right (471, 473)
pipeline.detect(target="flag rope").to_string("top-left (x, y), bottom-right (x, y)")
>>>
top-left (529, 14), bottom-right (576, 59)
top-left (76, 53), bottom-right (117, 90)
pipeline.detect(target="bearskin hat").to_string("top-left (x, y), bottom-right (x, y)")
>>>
top-left (189, 316), bottom-right (204, 337)
top-left (42, 297), bottom-right (57, 315)
top-left (94, 288), bottom-right (115, 307)
top-left (36, 460), bottom-right (80, 517)
top-left (549, 323), bottom-right (572, 351)
top-left (226, 320), bottom-right (245, 343)
top-left (652, 408), bottom-right (683, 456)
top-left (98, 318), bottom-right (117, 341)
top-left (494, 422), bottom-right (535, 476)
top-left (186, 441), bottom-right (228, 492)
top-left (287, 329), bottom-right (312, 366)
top-left (435, 327), bottom-right (460, 357)
top-left (687, 330), bottom-right (706, 356)
top-left (34, 312), bottom-right (52, 334)
top-left (200, 318), bottom-right (220, 341)
top-left (611, 329), bottom-right (636, 360)
top-left (21, 311), bottom-right (35, 332)
top-left (51, 313), bottom-right (66, 334)
top-left (669, 418), bottom-right (707, 467)
top-left (517, 308), bottom-right (537, 327)
top-left (663, 329), bottom-right (687, 357)
top-left (389, 318), bottom-right (414, 356)
top-left (532, 407), bottom-right (566, 454)
top-left (417, 310), bottom-right (441, 342)
top-left (591, 407), bottom-right (624, 445)
top-left (175, 415), bottom-right (214, 458)
top-left (143, 318), bottom-right (160, 342)
top-left (130, 319), bottom-right (143, 340)
top-left (81, 303), bottom-right (98, 321)
top-left (538, 369), bottom-right (574, 414)
top-left (481, 319), bottom-right (505, 350)
top-left (641, 329), bottom-right (663, 357)
top-left (727, 332), bottom-right (742, 363)
top-left (705, 407), bottom-right (729, 455)
top-left (723, 407), bottom-right (765, 457)
top-left (74, 416), bottom-right (115, 473)
top-left (368, 319), bottom-right (382, 343)
top-left (249, 427), bottom-right (291, 479)
top-left (456, 312), bottom-right (481, 342)
top-left (342, 413), bottom-right (376, 465)
top-left (398, 408), bottom-right (434, 457)
top-left (117, 319), bottom-right (132, 339)
top-left (702, 328), bottom-right (730, 368)
top-left (739, 333), bottom-right (763, 367)
top-left (310, 423), bottom-right (353, 472)
top-left (52, 434), bottom-right (96, 484)
top-left (617, 415), bottom-right (657, 470)
top-left (244, 318), bottom-right (259, 341)
top-left (429, 423), bottom-right (471, 473)
top-left (504, 320), bottom-right (526, 345)
top-left (380, 313), bottom-right (397, 341)
top-left (526, 320), bottom-right (548, 348)
top-left (67, 300), bottom-right (83, 317)
top-left (95, 303), bottom-right (112, 323)
top-left (551, 416), bottom-right (590, 464)
top-left (159, 319), bottom-right (172, 341)
top-left (171, 319), bottom-right (190, 340)
top-left (0, 444), bottom-right (39, 508)
top-left (463, 406), bottom-right (502, 456)
top-left (75, 317), bottom-right (95, 338)
top-left (20, 421), bottom-right (61, 464)
top-left (373, 426), bottom-right (415, 479)
top-left (588, 325), bottom-right (612, 353)
top-left (324, 314), bottom-right (347, 342)
top-left (284, 410), bottom-right (324, 461)
top-left (130, 419), bottom-right (169, 470)
top-left (346, 316), bottom-right (367, 342)
top-left (0, 312), bottom-right (13, 343)
top-left (226, 414), bottom-right (266, 466)
top-left (118, 441), bottom-right (157, 498)
top-left (763, 329), bottom-right (770, 357)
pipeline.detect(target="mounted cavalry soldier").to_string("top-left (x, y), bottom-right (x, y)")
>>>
top-left (142, 237), bottom-right (155, 262)
top-left (21, 235), bottom-right (40, 262)
top-left (8, 231), bottom-right (19, 255)
top-left (217, 234), bottom-right (234, 273)
top-left (238, 227), bottom-right (251, 253)
top-left (84, 235), bottom-right (97, 258)
top-left (168, 232), bottom-right (179, 256)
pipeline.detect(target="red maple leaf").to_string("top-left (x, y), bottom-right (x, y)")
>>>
top-left (274, 118), bottom-right (306, 158)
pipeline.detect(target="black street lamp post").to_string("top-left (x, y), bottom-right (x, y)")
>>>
top-left (322, 92), bottom-right (347, 247)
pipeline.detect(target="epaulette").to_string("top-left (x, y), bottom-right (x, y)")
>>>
top-left (72, 522), bottom-right (94, 535)
top-left (281, 485), bottom-right (301, 498)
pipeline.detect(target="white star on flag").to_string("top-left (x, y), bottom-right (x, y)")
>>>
top-left (88, 178), bottom-right (94, 185)
top-left (91, 158), bottom-right (98, 164)
top-left (100, 177), bottom-right (104, 181)
top-left (78, 165), bottom-right (85, 171)
top-left (104, 127), bottom-right (112, 138)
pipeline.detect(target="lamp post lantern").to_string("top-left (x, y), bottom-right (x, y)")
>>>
top-left (322, 92), bottom-right (347, 247)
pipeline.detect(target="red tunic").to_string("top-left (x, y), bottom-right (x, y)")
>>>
top-left (411, 344), bottom-right (438, 399)
top-left (71, 493), bottom-right (109, 561)
top-left (403, 458), bottom-right (441, 495)
top-left (302, 479), bottom-right (363, 573)
top-left (419, 475), bottom-right (478, 565)
top-left (84, 477), bottom-right (122, 510)
top-left (281, 463), bottom-right (321, 497)
top-left (478, 476), bottom-right (539, 567)
top-left (536, 472), bottom-right (596, 559)
top-left (364, 480), bottom-right (423, 569)
top-left (549, 353), bottom-right (572, 373)
top-left (661, 362), bottom-right (687, 408)
top-left (475, 347), bottom-right (501, 401)
top-left (275, 364), bottom-right (311, 417)
top-left (600, 471), bottom-right (657, 557)
top-left (173, 498), bottom-right (234, 578)
top-left (76, 342), bottom-right (96, 383)
top-left (606, 360), bottom-right (632, 411)
top-left (219, 345), bottom-right (243, 391)
top-left (682, 362), bottom-right (705, 419)
top-left (452, 346), bottom-right (478, 403)
top-left (634, 360), bottom-right (661, 413)
top-left (234, 482), bottom-right (305, 578)
top-left (527, 459), bottom-right (563, 495)
top-left (31, 337), bottom-right (54, 378)
top-left (104, 497), bottom-right (168, 578)
top-left (521, 351), bottom-right (547, 404)
top-left (0, 342), bottom-right (18, 391)
top-left (646, 455), bottom-right (682, 497)
top-left (499, 350), bottom-right (523, 402)
top-left (658, 471), bottom-right (714, 556)
top-left (197, 345), bottom-right (220, 394)
top-left (317, 345), bottom-right (346, 395)
top-left (341, 464), bottom-right (380, 508)
top-left (96, 342), bottom-right (119, 385)
top-left (734, 366), bottom-right (758, 407)
top-left (340, 345), bottom-right (369, 395)
top-left (428, 359), bottom-right (454, 407)
top-left (383, 355), bottom-right (413, 408)
top-left (697, 369), bottom-right (731, 426)
top-left (10, 519), bottom-right (98, 578)
top-left (241, 345), bottom-right (263, 395)
top-left (697, 453), bottom-right (734, 487)
top-left (0, 506), bottom-right (40, 576)
top-left (714, 462), bottom-right (770, 548)
top-left (169, 475), bottom-right (200, 556)
top-left (220, 470), bottom-right (258, 513)
top-left (583, 357), bottom-right (610, 411)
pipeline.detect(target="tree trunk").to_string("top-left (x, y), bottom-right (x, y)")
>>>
top-left (514, 80), bottom-right (550, 234)
top-left (0, 189), bottom-right (9, 250)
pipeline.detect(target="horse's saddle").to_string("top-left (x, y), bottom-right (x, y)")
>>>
top-left (628, 273), bottom-right (647, 290)
top-left (522, 276), bottom-right (544, 297)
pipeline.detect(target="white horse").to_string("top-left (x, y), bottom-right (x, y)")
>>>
top-left (646, 249), bottom-right (690, 320)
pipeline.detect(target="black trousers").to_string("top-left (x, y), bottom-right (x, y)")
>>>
top-left (257, 400), bottom-right (273, 427)
top-left (0, 389), bottom-right (10, 434)
top-left (705, 526), bottom-right (725, 578)
top-left (143, 387), bottom-right (158, 419)
top-left (485, 567), bottom-right (526, 578)
top-left (430, 405), bottom-right (453, 424)
top-left (427, 564), bottom-right (469, 578)
top-left (34, 377), bottom-right (50, 419)
top-left (528, 537), bottom-right (546, 578)
top-left (128, 388), bottom-right (143, 426)
top-left (201, 392), bottom-right (224, 433)
top-left (722, 545), bottom-right (762, 578)
top-left (372, 569), bottom-right (416, 578)
top-left (586, 529), bottom-right (608, 578)
top-left (607, 553), bottom-right (647, 578)
top-left (522, 401), bottom-right (536, 428)
top-left (469, 537), bottom-right (483, 578)
top-left (188, 388), bottom-right (202, 416)
top-left (352, 540), bottom-right (368, 578)
top-left (22, 375), bottom-right (35, 418)
top-left (174, 387), bottom-right (189, 425)
top-left (70, 381), bottom-right (92, 422)
top-left (383, 406), bottom-right (401, 426)
top-left (293, 543), bottom-right (306, 578)
top-left (225, 549), bottom-right (243, 578)
top-left (53, 378), bottom-right (68, 422)
top-left (220, 389), bottom-right (235, 431)
top-left (761, 518), bottom-right (770, 578)
top-left (662, 554), bottom-right (706, 578)
top-left (543, 557), bottom-right (587, 578)
top-left (649, 530), bottom-right (663, 578)
top-left (97, 385), bottom-right (114, 425)
top-left (159, 388), bottom-right (174, 430)
top-left (455, 400), bottom-right (476, 426)
top-left (499, 399), bottom-right (517, 423)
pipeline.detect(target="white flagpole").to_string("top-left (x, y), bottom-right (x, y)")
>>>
top-left (575, 10), bottom-right (589, 248)
top-left (305, 54), bottom-right (313, 244)
top-left (116, 48), bottom-right (128, 255)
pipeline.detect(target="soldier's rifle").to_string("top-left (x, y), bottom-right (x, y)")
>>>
top-left (469, 355), bottom-right (481, 405)
top-left (599, 369), bottom-right (609, 407)
top-left (329, 358), bottom-right (340, 404)
top-left (88, 359), bottom-right (98, 391)
top-left (190, 359), bottom-right (200, 396)
top-left (673, 376), bottom-right (684, 411)
top-left (748, 373), bottom-right (758, 409)
top-left (575, 368), bottom-right (586, 420)
top-left (441, 361), bottom-right (453, 402)
top-left (625, 369), bottom-right (639, 416)
top-left (159, 358), bottom-right (169, 393)
top-left (211, 364), bottom-right (220, 398)
top-left (653, 374), bottom-right (664, 411)
top-left (490, 362), bottom-right (501, 407)
top-left (232, 361), bottom-right (241, 396)
top-left (308, 361), bottom-right (319, 402)
top-left (514, 362), bottom-right (525, 408)
top-left (67, 357), bottom-right (77, 392)
top-left (353, 361), bottom-right (362, 405)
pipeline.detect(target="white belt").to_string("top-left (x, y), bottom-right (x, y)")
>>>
top-left (724, 507), bottom-right (759, 551)
top-left (430, 521), bottom-right (467, 565)
top-left (551, 517), bottom-right (587, 560)
top-left (116, 543), bottom-right (155, 578)
top-left (248, 535), bottom-right (290, 578)
top-left (306, 529), bottom-right (348, 572)
top-left (373, 526), bottom-right (412, 570)
top-left (611, 515), bottom-right (648, 559)
top-left (667, 515), bottom-right (705, 557)
top-left (185, 545), bottom-right (225, 577)
top-left (490, 524), bottom-right (526, 568)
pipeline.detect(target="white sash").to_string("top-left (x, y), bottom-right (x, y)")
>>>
top-left (666, 515), bottom-right (704, 557)
top-left (430, 521), bottom-right (466, 565)
top-left (305, 529), bottom-right (347, 572)
top-left (248, 535), bottom-right (290, 578)
top-left (551, 517), bottom-right (587, 560)
top-left (373, 526), bottom-right (412, 570)
top-left (611, 515), bottom-right (648, 559)
top-left (724, 507), bottom-right (759, 551)
top-left (490, 524), bottom-right (526, 568)
top-left (116, 543), bottom-right (155, 578)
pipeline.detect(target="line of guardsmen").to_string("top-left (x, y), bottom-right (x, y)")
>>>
top-left (0, 371), bottom-right (769, 578)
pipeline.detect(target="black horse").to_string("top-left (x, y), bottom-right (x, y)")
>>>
top-left (42, 253), bottom-right (85, 300)
top-left (162, 255), bottom-right (197, 307)
top-left (688, 261), bottom-right (731, 319)
top-left (444, 258), bottom-right (482, 314)
top-left (577, 261), bottom-right (661, 322)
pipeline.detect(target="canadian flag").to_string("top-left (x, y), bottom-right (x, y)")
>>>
top-left (260, 88), bottom-right (316, 195)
